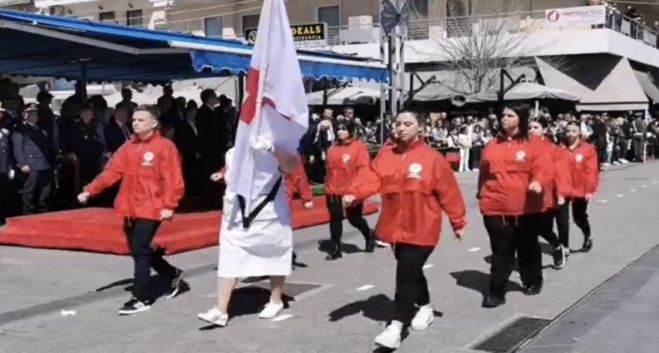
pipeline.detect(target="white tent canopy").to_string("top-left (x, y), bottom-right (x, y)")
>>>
top-left (307, 86), bottom-right (381, 106)
top-left (470, 81), bottom-right (580, 102)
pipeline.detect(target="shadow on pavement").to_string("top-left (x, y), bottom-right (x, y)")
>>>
top-left (329, 294), bottom-right (393, 323)
top-left (450, 270), bottom-right (524, 297)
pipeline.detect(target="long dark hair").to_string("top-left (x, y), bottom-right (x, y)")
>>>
top-left (500, 102), bottom-right (531, 141)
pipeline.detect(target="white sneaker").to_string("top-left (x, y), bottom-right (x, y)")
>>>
top-left (375, 240), bottom-right (390, 248)
top-left (258, 301), bottom-right (284, 319)
top-left (197, 307), bottom-right (228, 327)
top-left (411, 304), bottom-right (434, 331)
top-left (374, 321), bottom-right (402, 349)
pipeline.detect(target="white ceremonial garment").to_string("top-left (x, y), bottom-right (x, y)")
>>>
top-left (217, 148), bottom-right (293, 278)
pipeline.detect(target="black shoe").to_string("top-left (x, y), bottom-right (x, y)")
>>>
top-left (365, 238), bottom-right (376, 253)
top-left (325, 244), bottom-right (342, 261)
top-left (482, 294), bottom-right (506, 308)
top-left (523, 284), bottom-right (542, 296)
top-left (118, 297), bottom-right (151, 315)
top-left (582, 238), bottom-right (593, 253)
top-left (553, 245), bottom-right (566, 269)
top-left (164, 269), bottom-right (182, 299)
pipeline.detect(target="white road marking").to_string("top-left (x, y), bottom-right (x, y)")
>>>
top-left (468, 247), bottom-right (481, 253)
top-left (356, 284), bottom-right (375, 291)
top-left (654, 181), bottom-right (658, 184)
top-left (643, 185), bottom-right (648, 188)
top-left (272, 314), bottom-right (294, 322)
top-left (617, 194), bottom-right (624, 198)
top-left (630, 189), bottom-right (637, 192)
top-left (423, 264), bottom-right (434, 270)
top-left (596, 200), bottom-right (608, 203)
top-left (60, 310), bottom-right (76, 317)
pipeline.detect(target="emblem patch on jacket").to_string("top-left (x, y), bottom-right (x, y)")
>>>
top-left (407, 163), bottom-right (423, 179)
top-left (142, 151), bottom-right (155, 167)
top-left (516, 150), bottom-right (526, 162)
top-left (575, 153), bottom-right (583, 163)
top-left (342, 154), bottom-right (351, 164)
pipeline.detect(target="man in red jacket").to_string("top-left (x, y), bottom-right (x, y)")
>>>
top-left (78, 106), bottom-right (185, 315)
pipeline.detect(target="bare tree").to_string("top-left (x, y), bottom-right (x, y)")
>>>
top-left (423, 3), bottom-right (558, 95)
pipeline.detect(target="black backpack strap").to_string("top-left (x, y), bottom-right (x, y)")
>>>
top-left (237, 176), bottom-right (283, 229)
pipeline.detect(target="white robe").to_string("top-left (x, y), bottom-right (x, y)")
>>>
top-left (217, 148), bottom-right (293, 278)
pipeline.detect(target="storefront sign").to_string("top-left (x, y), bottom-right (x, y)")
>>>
top-left (245, 22), bottom-right (327, 45)
top-left (545, 5), bottom-right (606, 27)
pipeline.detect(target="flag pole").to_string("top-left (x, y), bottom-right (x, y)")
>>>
top-left (246, 0), bottom-right (275, 212)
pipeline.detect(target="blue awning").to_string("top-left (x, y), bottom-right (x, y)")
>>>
top-left (0, 9), bottom-right (388, 83)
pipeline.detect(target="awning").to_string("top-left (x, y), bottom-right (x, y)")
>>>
top-left (306, 86), bottom-right (381, 105)
top-left (535, 56), bottom-right (648, 112)
top-left (0, 9), bottom-right (388, 83)
top-left (413, 67), bottom-right (538, 102)
top-left (470, 82), bottom-right (580, 102)
top-left (633, 70), bottom-right (659, 104)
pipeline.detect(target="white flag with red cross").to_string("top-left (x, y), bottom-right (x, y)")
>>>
top-left (228, 0), bottom-right (309, 205)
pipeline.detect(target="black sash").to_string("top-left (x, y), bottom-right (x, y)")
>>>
top-left (237, 176), bottom-right (282, 229)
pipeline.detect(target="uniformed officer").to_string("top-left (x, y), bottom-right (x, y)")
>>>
top-left (12, 103), bottom-right (55, 215)
top-left (0, 103), bottom-right (14, 224)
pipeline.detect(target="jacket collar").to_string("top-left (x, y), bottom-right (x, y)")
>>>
top-left (131, 130), bottom-right (160, 143)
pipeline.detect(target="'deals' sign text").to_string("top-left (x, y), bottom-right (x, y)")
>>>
top-left (245, 23), bottom-right (327, 44)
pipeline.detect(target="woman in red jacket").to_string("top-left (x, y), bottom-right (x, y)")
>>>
top-left (344, 111), bottom-right (466, 350)
top-left (78, 107), bottom-right (185, 316)
top-left (324, 121), bottom-right (375, 260)
top-left (529, 117), bottom-right (570, 269)
top-left (560, 121), bottom-right (599, 252)
top-left (478, 103), bottom-right (552, 308)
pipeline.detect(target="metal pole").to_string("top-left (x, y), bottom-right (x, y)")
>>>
top-left (80, 61), bottom-right (88, 100)
top-left (388, 35), bottom-right (395, 116)
top-left (322, 78), bottom-right (329, 106)
top-left (237, 73), bottom-right (245, 117)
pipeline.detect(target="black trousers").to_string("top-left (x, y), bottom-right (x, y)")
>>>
top-left (393, 243), bottom-right (434, 325)
top-left (124, 218), bottom-right (177, 302)
top-left (484, 215), bottom-right (542, 298)
top-left (325, 195), bottom-right (372, 245)
top-left (555, 202), bottom-right (570, 248)
top-left (22, 170), bottom-right (53, 215)
top-left (557, 198), bottom-right (591, 248)
top-left (538, 210), bottom-right (560, 249)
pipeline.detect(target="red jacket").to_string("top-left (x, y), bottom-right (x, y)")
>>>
top-left (351, 140), bottom-right (467, 247)
top-left (478, 135), bottom-right (553, 216)
top-left (537, 138), bottom-right (572, 212)
top-left (566, 141), bottom-right (599, 198)
top-left (85, 132), bottom-right (185, 221)
top-left (285, 155), bottom-right (313, 203)
top-left (325, 140), bottom-right (370, 196)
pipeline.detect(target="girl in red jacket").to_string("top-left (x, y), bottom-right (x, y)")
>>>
top-left (78, 107), bottom-right (185, 316)
top-left (560, 121), bottom-right (599, 252)
top-left (344, 111), bottom-right (466, 350)
top-left (478, 103), bottom-right (552, 308)
top-left (529, 117), bottom-right (570, 269)
top-left (324, 121), bottom-right (375, 260)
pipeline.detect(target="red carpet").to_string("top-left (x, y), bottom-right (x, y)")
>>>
top-left (0, 196), bottom-right (379, 255)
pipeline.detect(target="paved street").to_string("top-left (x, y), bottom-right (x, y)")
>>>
top-left (1, 161), bottom-right (658, 353)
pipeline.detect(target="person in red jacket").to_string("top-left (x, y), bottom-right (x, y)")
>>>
top-left (478, 103), bottom-right (552, 308)
top-left (77, 106), bottom-right (185, 315)
top-left (529, 117), bottom-right (570, 269)
top-left (344, 111), bottom-right (466, 350)
top-left (285, 154), bottom-right (314, 209)
top-left (324, 121), bottom-right (375, 260)
top-left (560, 121), bottom-right (599, 252)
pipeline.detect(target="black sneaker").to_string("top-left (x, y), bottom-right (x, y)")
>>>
top-left (118, 298), bottom-right (151, 315)
top-left (582, 238), bottom-right (593, 253)
top-left (164, 269), bottom-right (182, 299)
top-left (553, 245), bottom-right (566, 269)
top-left (365, 238), bottom-right (376, 253)
top-left (482, 294), bottom-right (506, 308)
top-left (523, 284), bottom-right (542, 296)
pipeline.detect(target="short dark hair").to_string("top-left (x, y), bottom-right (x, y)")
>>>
top-left (200, 89), bottom-right (217, 104)
top-left (396, 110), bottom-right (425, 125)
top-left (530, 116), bottom-right (550, 129)
top-left (134, 105), bottom-right (161, 119)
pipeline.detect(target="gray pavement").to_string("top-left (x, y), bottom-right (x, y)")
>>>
top-left (1, 162), bottom-right (658, 353)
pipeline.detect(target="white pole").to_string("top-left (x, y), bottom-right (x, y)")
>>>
top-left (245, 0), bottom-right (275, 212)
